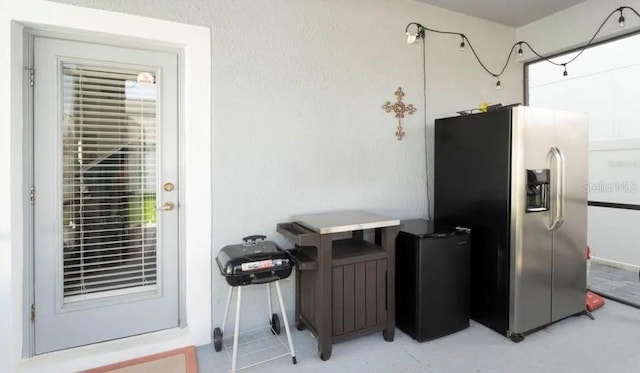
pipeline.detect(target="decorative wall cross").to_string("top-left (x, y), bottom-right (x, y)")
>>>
top-left (381, 87), bottom-right (417, 140)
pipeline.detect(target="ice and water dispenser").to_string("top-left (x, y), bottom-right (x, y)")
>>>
top-left (526, 169), bottom-right (550, 212)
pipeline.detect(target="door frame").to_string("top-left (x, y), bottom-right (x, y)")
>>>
top-left (22, 28), bottom-right (188, 357)
top-left (3, 4), bottom-right (211, 370)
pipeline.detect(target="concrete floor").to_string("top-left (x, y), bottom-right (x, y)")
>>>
top-left (196, 300), bottom-right (640, 373)
top-left (589, 262), bottom-right (640, 307)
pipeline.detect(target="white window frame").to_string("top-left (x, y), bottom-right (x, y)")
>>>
top-left (1, 1), bottom-right (211, 371)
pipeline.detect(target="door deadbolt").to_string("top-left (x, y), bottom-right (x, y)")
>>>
top-left (163, 182), bottom-right (175, 192)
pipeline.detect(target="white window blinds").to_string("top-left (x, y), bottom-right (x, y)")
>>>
top-left (62, 63), bottom-right (159, 302)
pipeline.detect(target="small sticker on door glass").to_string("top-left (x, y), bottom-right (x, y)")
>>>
top-left (137, 72), bottom-right (155, 85)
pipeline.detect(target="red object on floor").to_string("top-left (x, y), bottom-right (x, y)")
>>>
top-left (586, 290), bottom-right (605, 312)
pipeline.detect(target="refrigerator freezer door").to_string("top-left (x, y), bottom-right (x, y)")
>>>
top-left (551, 111), bottom-right (588, 322)
top-left (509, 107), bottom-right (555, 334)
top-left (434, 110), bottom-right (513, 336)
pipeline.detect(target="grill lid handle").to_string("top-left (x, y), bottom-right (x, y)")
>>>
top-left (250, 275), bottom-right (281, 284)
top-left (242, 234), bottom-right (267, 243)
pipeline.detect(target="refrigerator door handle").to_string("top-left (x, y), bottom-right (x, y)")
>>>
top-left (548, 147), bottom-right (565, 231)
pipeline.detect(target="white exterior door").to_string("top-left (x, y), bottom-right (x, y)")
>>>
top-left (33, 36), bottom-right (180, 354)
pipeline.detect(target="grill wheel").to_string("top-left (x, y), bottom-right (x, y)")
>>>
top-left (270, 313), bottom-right (281, 335)
top-left (213, 327), bottom-right (223, 352)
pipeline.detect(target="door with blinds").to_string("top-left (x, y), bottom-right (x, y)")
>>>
top-left (33, 36), bottom-right (179, 354)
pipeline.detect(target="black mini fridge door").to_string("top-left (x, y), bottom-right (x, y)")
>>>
top-left (395, 220), bottom-right (470, 342)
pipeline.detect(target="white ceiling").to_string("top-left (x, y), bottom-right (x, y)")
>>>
top-left (415, 0), bottom-right (587, 27)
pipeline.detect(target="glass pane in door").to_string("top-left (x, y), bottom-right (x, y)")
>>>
top-left (61, 63), bottom-right (158, 303)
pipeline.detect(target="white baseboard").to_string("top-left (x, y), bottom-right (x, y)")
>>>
top-left (591, 256), bottom-right (640, 272)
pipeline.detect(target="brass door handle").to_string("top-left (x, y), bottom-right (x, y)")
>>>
top-left (159, 202), bottom-right (175, 211)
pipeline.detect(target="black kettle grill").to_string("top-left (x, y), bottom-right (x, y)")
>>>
top-left (213, 235), bottom-right (297, 372)
top-left (215, 235), bottom-right (293, 287)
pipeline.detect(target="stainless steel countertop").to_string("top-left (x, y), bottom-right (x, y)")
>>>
top-left (291, 210), bottom-right (400, 234)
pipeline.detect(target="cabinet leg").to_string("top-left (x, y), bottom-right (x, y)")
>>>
top-left (381, 226), bottom-right (398, 344)
top-left (296, 320), bottom-right (306, 331)
top-left (317, 235), bottom-right (333, 362)
top-left (383, 328), bottom-right (395, 342)
top-left (295, 268), bottom-right (301, 328)
top-left (317, 333), bottom-right (332, 361)
top-left (319, 347), bottom-right (332, 361)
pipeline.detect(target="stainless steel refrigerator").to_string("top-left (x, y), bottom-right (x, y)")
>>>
top-left (434, 106), bottom-right (588, 342)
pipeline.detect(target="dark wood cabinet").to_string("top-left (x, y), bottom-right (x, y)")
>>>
top-left (332, 258), bottom-right (387, 336)
top-left (277, 213), bottom-right (399, 361)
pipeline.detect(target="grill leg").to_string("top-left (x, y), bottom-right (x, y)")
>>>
top-left (267, 282), bottom-right (273, 321)
top-left (231, 286), bottom-right (242, 373)
top-left (275, 280), bottom-right (297, 364)
top-left (222, 286), bottom-right (233, 334)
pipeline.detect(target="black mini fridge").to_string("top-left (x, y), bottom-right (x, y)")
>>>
top-left (395, 219), bottom-right (470, 342)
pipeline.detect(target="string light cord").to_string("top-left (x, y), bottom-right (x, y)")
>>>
top-left (521, 7), bottom-right (620, 67)
top-left (406, 5), bottom-right (640, 80)
top-left (523, 6), bottom-right (640, 67)
top-left (406, 22), bottom-right (433, 219)
top-left (407, 22), bottom-right (519, 78)
top-left (626, 5), bottom-right (640, 17)
top-left (463, 35), bottom-right (518, 78)
top-left (420, 32), bottom-right (432, 220)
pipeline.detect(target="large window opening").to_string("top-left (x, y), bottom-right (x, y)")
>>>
top-left (527, 32), bottom-right (640, 308)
